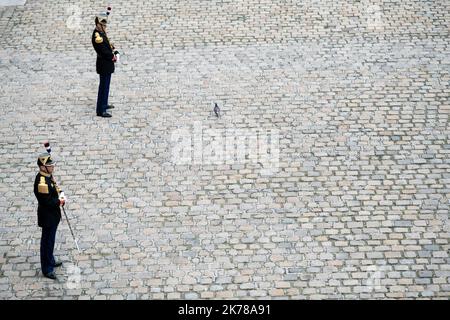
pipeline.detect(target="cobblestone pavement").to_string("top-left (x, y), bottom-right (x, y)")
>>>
top-left (0, 0), bottom-right (449, 299)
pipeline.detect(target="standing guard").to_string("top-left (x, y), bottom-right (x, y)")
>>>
top-left (92, 7), bottom-right (119, 118)
top-left (34, 153), bottom-right (65, 280)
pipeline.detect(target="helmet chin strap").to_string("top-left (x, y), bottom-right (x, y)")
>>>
top-left (44, 165), bottom-right (51, 175)
top-left (96, 20), bottom-right (106, 33)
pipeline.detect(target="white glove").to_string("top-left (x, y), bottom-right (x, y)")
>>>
top-left (59, 191), bottom-right (67, 202)
top-left (113, 50), bottom-right (120, 62)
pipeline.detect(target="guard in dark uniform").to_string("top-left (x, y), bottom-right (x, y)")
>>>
top-left (92, 9), bottom-right (118, 118)
top-left (34, 153), bottom-right (65, 280)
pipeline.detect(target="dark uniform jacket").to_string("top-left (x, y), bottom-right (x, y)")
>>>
top-left (92, 29), bottom-right (115, 74)
top-left (34, 171), bottom-right (61, 228)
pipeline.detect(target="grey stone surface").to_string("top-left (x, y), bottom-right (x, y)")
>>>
top-left (0, 0), bottom-right (449, 299)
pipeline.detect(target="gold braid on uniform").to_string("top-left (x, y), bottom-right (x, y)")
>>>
top-left (51, 176), bottom-right (62, 197)
top-left (38, 176), bottom-right (49, 194)
top-left (95, 32), bottom-right (103, 44)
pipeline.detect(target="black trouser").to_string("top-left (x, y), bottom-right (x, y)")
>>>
top-left (40, 224), bottom-right (58, 275)
top-left (96, 73), bottom-right (112, 115)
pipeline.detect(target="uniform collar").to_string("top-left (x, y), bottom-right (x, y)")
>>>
top-left (39, 171), bottom-right (51, 177)
top-left (95, 27), bottom-right (106, 35)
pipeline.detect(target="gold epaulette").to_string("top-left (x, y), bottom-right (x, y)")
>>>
top-left (38, 176), bottom-right (49, 194)
top-left (95, 32), bottom-right (103, 44)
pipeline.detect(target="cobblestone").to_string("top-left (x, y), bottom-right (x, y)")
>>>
top-left (0, 0), bottom-right (449, 299)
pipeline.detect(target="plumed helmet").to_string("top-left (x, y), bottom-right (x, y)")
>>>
top-left (95, 6), bottom-right (111, 25)
top-left (37, 153), bottom-right (55, 166)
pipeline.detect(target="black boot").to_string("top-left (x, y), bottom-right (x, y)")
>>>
top-left (97, 112), bottom-right (112, 118)
top-left (44, 272), bottom-right (57, 280)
